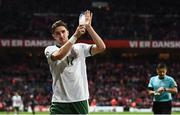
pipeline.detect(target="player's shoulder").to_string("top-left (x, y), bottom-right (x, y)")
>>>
top-left (44, 45), bottom-right (59, 56)
top-left (150, 75), bottom-right (158, 81)
top-left (45, 45), bottom-right (57, 50)
top-left (44, 45), bottom-right (58, 52)
top-left (165, 75), bottom-right (174, 80)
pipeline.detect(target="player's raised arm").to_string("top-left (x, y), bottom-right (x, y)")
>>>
top-left (84, 10), bottom-right (106, 55)
top-left (51, 20), bottom-right (86, 61)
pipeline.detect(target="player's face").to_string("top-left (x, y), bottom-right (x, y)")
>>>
top-left (52, 26), bottom-right (69, 45)
top-left (156, 68), bottom-right (167, 78)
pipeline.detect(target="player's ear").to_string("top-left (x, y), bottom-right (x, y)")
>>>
top-left (52, 34), bottom-right (56, 40)
top-left (66, 30), bottom-right (69, 38)
top-left (67, 30), bottom-right (69, 36)
top-left (156, 69), bottom-right (159, 73)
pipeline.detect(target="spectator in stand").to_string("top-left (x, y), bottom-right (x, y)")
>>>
top-left (111, 98), bottom-right (118, 112)
top-left (90, 98), bottom-right (97, 112)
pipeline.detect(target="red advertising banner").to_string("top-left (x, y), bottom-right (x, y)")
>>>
top-left (0, 39), bottom-right (180, 48)
top-left (80, 40), bottom-right (180, 48)
top-left (0, 39), bottom-right (56, 47)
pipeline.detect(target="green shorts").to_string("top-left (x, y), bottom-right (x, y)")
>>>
top-left (50, 100), bottom-right (89, 114)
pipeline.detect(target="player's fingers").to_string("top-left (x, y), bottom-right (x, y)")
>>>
top-left (89, 12), bottom-right (93, 25)
top-left (90, 12), bottom-right (93, 19)
top-left (78, 25), bottom-right (86, 31)
top-left (85, 10), bottom-right (90, 18)
top-left (80, 28), bottom-right (86, 34)
top-left (77, 25), bottom-right (86, 35)
top-left (81, 29), bottom-right (86, 34)
top-left (79, 25), bottom-right (86, 28)
top-left (85, 10), bottom-right (90, 14)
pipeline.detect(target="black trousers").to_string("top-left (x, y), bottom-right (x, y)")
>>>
top-left (153, 101), bottom-right (172, 115)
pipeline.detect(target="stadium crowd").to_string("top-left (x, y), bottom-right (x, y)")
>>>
top-left (0, 51), bottom-right (180, 111)
top-left (0, 0), bottom-right (180, 40)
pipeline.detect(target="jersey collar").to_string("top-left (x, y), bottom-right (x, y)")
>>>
top-left (158, 75), bottom-right (166, 80)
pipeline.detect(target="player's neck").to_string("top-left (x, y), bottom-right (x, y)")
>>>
top-left (158, 75), bottom-right (165, 79)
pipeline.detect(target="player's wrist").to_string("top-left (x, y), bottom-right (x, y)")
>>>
top-left (164, 88), bottom-right (168, 92)
top-left (154, 91), bottom-right (160, 95)
top-left (86, 25), bottom-right (92, 30)
top-left (153, 91), bottom-right (156, 95)
top-left (69, 35), bottom-right (78, 44)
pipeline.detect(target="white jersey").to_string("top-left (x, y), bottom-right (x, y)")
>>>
top-left (12, 95), bottom-right (22, 107)
top-left (45, 43), bottom-right (92, 102)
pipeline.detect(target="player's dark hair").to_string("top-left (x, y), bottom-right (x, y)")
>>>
top-left (51, 20), bottom-right (68, 33)
top-left (157, 63), bottom-right (167, 69)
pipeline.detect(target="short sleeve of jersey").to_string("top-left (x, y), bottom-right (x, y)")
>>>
top-left (148, 77), bottom-right (153, 88)
top-left (170, 77), bottom-right (177, 88)
top-left (44, 46), bottom-right (58, 63)
top-left (79, 43), bottom-right (92, 57)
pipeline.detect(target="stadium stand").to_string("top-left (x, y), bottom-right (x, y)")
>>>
top-left (0, 50), bottom-right (180, 111)
top-left (0, 0), bottom-right (180, 40)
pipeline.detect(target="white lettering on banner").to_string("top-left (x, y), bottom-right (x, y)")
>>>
top-left (152, 41), bottom-right (180, 48)
top-left (12, 40), bottom-right (23, 47)
top-left (1, 40), bottom-right (10, 47)
top-left (152, 41), bottom-right (158, 48)
top-left (24, 40), bottom-right (30, 47)
top-left (129, 41), bottom-right (138, 48)
top-left (24, 40), bottom-right (55, 47)
top-left (139, 41), bottom-right (150, 48)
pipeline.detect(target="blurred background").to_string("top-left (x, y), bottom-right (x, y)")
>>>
top-left (0, 0), bottom-right (180, 113)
